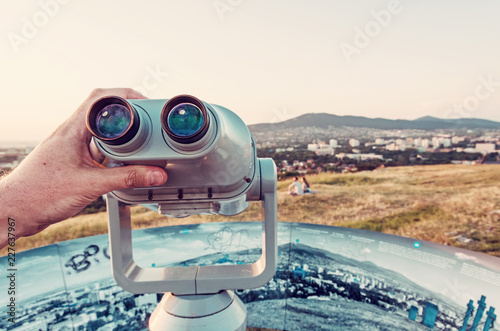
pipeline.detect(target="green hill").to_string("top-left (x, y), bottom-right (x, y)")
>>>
top-left (249, 113), bottom-right (500, 132)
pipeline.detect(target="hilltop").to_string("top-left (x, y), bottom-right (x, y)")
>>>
top-left (2, 164), bottom-right (499, 257)
top-left (248, 113), bottom-right (500, 132)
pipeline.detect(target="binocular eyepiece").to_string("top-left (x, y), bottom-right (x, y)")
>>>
top-left (161, 95), bottom-right (210, 144)
top-left (86, 95), bottom-right (211, 148)
top-left (86, 96), bottom-right (140, 145)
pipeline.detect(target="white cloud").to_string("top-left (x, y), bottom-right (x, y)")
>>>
top-left (454, 252), bottom-right (479, 263)
top-left (361, 248), bottom-right (372, 254)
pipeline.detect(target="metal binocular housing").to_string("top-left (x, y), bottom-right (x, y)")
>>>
top-left (86, 94), bottom-right (278, 296)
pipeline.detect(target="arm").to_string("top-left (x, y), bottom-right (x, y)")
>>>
top-left (0, 88), bottom-right (168, 249)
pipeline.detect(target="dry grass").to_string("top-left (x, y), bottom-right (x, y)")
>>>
top-left (2, 164), bottom-right (500, 257)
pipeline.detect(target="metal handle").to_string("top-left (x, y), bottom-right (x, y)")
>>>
top-left (106, 158), bottom-right (277, 295)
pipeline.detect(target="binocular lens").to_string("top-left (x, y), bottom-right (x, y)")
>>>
top-left (96, 104), bottom-right (132, 139)
top-left (161, 95), bottom-right (210, 144)
top-left (87, 96), bottom-right (139, 146)
top-left (167, 103), bottom-right (204, 137)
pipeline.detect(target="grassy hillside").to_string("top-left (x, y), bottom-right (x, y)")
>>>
top-left (2, 164), bottom-right (499, 257)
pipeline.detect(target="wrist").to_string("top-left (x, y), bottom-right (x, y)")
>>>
top-left (0, 175), bottom-right (41, 248)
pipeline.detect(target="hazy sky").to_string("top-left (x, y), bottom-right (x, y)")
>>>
top-left (1, 0), bottom-right (500, 143)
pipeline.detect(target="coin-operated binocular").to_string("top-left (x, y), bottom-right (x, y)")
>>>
top-left (86, 95), bottom-right (277, 331)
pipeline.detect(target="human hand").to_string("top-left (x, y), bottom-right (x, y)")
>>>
top-left (0, 88), bottom-right (168, 247)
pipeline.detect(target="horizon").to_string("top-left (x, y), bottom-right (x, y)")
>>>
top-left (2, 1), bottom-right (500, 142)
top-left (251, 112), bottom-right (500, 123)
top-left (2, 111), bottom-right (500, 148)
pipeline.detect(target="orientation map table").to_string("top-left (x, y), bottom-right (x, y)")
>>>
top-left (1, 222), bottom-right (499, 330)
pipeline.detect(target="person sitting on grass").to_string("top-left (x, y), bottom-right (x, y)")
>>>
top-left (301, 176), bottom-right (311, 193)
top-left (288, 176), bottom-right (304, 196)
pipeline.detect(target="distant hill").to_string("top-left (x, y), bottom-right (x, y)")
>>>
top-left (249, 113), bottom-right (500, 132)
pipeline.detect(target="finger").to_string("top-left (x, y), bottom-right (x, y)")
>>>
top-left (92, 166), bottom-right (168, 195)
top-left (123, 88), bottom-right (148, 100)
top-left (90, 88), bottom-right (148, 101)
top-left (89, 139), bottom-right (106, 164)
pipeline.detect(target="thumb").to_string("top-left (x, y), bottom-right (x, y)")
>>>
top-left (94, 166), bottom-right (168, 195)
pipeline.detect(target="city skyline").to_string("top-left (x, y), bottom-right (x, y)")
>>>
top-left (1, 1), bottom-right (500, 142)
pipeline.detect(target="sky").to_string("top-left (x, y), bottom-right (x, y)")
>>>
top-left (1, 0), bottom-right (500, 144)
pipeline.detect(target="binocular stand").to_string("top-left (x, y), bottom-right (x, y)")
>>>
top-left (105, 159), bottom-right (277, 330)
top-left (150, 290), bottom-right (247, 330)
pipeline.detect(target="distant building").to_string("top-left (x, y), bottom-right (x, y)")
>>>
top-left (432, 137), bottom-right (441, 149)
top-left (329, 139), bottom-right (338, 147)
top-left (315, 148), bottom-right (334, 156)
top-left (338, 153), bottom-right (383, 161)
top-left (360, 153), bottom-right (384, 160)
top-left (385, 143), bottom-right (396, 151)
top-left (293, 267), bottom-right (307, 279)
top-left (408, 306), bottom-right (418, 321)
top-left (349, 139), bottom-right (360, 147)
top-left (475, 143), bottom-right (496, 154)
top-left (422, 302), bottom-right (439, 328)
top-left (464, 148), bottom-right (479, 154)
top-left (307, 143), bottom-right (318, 151)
